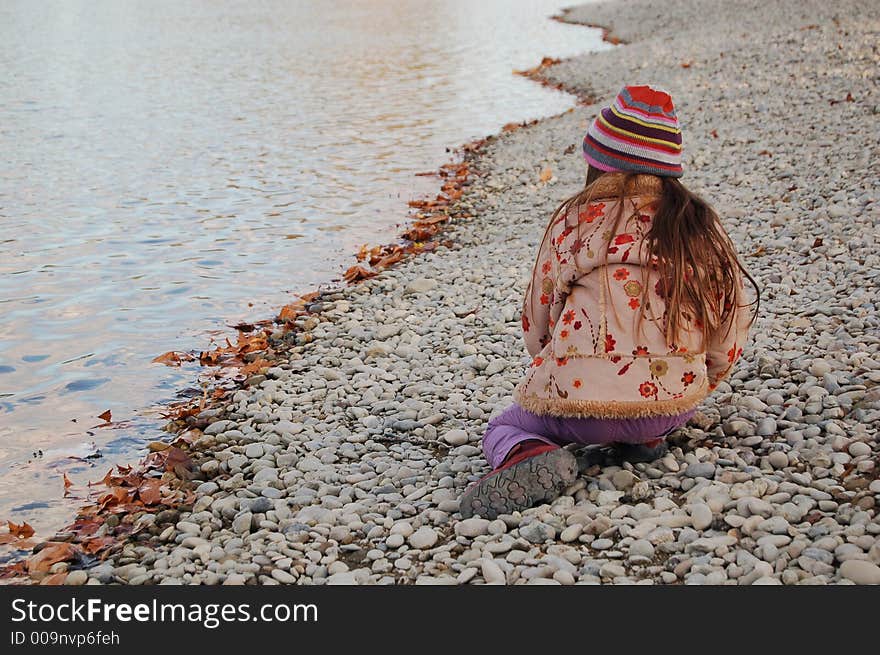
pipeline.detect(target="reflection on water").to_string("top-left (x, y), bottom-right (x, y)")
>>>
top-left (0, 0), bottom-right (608, 532)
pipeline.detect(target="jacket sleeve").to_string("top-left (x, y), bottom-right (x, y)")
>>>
top-left (705, 268), bottom-right (754, 390)
top-left (522, 221), bottom-right (568, 358)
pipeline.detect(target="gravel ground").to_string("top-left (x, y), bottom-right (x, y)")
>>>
top-left (82, 0), bottom-right (880, 585)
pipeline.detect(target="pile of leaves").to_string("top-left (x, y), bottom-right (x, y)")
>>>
top-left (1, 139), bottom-right (486, 584)
top-left (0, 437), bottom-right (197, 584)
top-left (342, 156), bottom-right (477, 283)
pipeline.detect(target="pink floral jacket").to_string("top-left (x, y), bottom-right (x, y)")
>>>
top-left (514, 173), bottom-right (752, 419)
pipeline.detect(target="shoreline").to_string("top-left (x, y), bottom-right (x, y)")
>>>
top-left (4, 0), bottom-right (879, 585)
top-left (0, 5), bottom-right (604, 581)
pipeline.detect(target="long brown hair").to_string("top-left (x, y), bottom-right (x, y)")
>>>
top-left (531, 167), bottom-right (760, 349)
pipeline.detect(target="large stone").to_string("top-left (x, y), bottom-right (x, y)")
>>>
top-left (408, 527), bottom-right (439, 550)
top-left (840, 560), bottom-right (880, 585)
top-left (519, 522), bottom-right (556, 544)
top-left (455, 518), bottom-right (490, 538)
top-left (404, 278), bottom-right (437, 294)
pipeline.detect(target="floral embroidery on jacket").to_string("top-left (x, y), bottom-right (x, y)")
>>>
top-left (517, 174), bottom-right (753, 419)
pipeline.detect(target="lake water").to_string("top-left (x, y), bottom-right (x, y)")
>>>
top-left (0, 0), bottom-right (608, 534)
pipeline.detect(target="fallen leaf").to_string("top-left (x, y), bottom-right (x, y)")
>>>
top-left (241, 358), bottom-right (271, 376)
top-left (8, 521), bottom-right (35, 539)
top-left (41, 572), bottom-right (69, 585)
top-left (97, 486), bottom-right (131, 511)
top-left (147, 441), bottom-right (171, 452)
top-left (27, 542), bottom-right (79, 574)
top-left (97, 409), bottom-right (112, 422)
top-left (160, 447), bottom-right (193, 479)
top-left (278, 304), bottom-right (301, 322)
top-left (138, 479), bottom-right (164, 506)
top-left (152, 351), bottom-right (182, 366)
top-left (0, 534), bottom-right (35, 548)
top-left (539, 167), bottom-right (553, 183)
top-left (711, 130), bottom-right (719, 138)
top-left (748, 246), bottom-right (767, 257)
top-left (343, 265), bottom-right (377, 283)
top-left (63, 473), bottom-right (73, 491)
top-left (681, 61), bottom-right (693, 68)
top-left (81, 536), bottom-right (116, 555)
top-left (373, 251), bottom-right (405, 270)
top-left (812, 237), bottom-right (823, 247)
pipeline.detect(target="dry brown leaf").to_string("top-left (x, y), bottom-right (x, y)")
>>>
top-left (241, 358), bottom-right (271, 376)
top-left (152, 351), bottom-right (182, 366)
top-left (278, 304), bottom-right (301, 322)
top-left (8, 521), bottom-right (35, 539)
top-left (41, 572), bottom-right (69, 585)
top-left (161, 447), bottom-right (193, 479)
top-left (98, 409), bottom-right (112, 422)
top-left (138, 479), bottom-right (164, 506)
top-left (27, 542), bottom-right (78, 574)
top-left (343, 265), bottom-right (377, 284)
top-left (539, 167), bottom-right (553, 183)
top-left (81, 536), bottom-right (116, 555)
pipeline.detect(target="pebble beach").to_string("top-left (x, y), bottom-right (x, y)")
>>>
top-left (30, 0), bottom-right (880, 585)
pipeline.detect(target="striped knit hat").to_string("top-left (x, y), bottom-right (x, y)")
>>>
top-left (582, 85), bottom-right (683, 177)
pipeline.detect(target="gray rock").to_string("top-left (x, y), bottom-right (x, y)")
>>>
top-left (629, 540), bottom-right (655, 559)
top-left (232, 512), bottom-right (253, 535)
top-left (684, 462), bottom-right (716, 479)
top-left (689, 503), bottom-right (713, 530)
top-left (408, 526), bottom-right (439, 550)
top-left (519, 522), bottom-right (556, 544)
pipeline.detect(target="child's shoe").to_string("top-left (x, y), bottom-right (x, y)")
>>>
top-left (613, 438), bottom-right (668, 464)
top-left (460, 440), bottom-right (578, 520)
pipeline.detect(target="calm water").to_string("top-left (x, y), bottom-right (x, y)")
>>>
top-left (0, 0), bottom-right (608, 533)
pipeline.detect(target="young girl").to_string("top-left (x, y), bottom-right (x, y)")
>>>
top-left (461, 85), bottom-right (760, 520)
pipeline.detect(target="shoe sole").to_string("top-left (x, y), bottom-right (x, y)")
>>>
top-left (460, 448), bottom-right (578, 520)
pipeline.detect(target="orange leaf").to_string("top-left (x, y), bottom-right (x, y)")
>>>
top-left (27, 542), bottom-right (78, 574)
top-left (81, 536), bottom-right (116, 555)
top-left (374, 251), bottom-right (404, 270)
top-left (539, 167), bottom-right (553, 182)
top-left (138, 479), bottom-right (164, 506)
top-left (278, 304), bottom-right (301, 322)
top-left (8, 521), bottom-right (35, 539)
top-left (343, 265), bottom-right (377, 284)
top-left (97, 409), bottom-right (112, 422)
top-left (152, 351), bottom-right (182, 366)
top-left (41, 572), bottom-right (69, 585)
top-left (681, 60), bottom-right (693, 68)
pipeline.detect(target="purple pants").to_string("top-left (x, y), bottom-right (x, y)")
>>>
top-left (482, 403), bottom-right (695, 469)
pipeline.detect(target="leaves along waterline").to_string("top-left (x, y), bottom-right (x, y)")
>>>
top-left (0, 140), bottom-right (486, 583)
